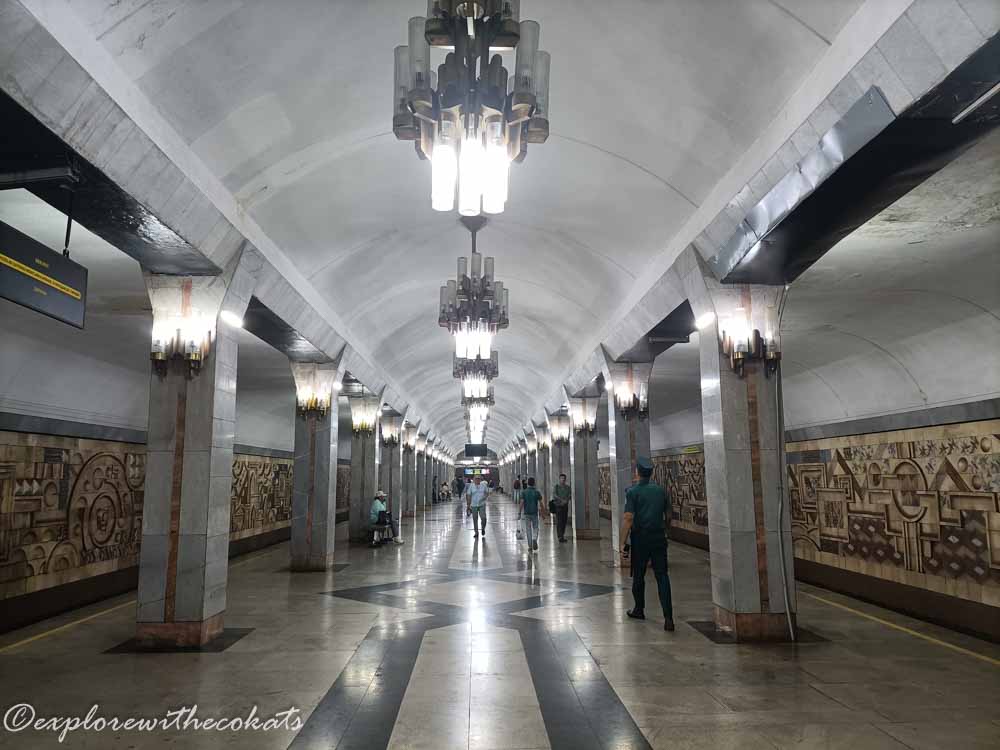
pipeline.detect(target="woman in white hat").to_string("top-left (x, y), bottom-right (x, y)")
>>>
top-left (369, 490), bottom-right (404, 544)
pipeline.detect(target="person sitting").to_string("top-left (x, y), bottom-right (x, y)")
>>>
top-left (440, 482), bottom-right (452, 501)
top-left (369, 490), bottom-right (404, 545)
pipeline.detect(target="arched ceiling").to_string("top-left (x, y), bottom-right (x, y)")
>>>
top-left (61, 0), bottom-right (866, 449)
top-left (648, 127), bottom-right (1000, 443)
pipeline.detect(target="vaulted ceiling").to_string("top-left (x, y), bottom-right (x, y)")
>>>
top-left (53, 0), bottom-right (867, 449)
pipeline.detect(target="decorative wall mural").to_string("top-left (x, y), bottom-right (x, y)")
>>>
top-left (787, 420), bottom-right (1000, 604)
top-left (652, 449), bottom-right (708, 535)
top-left (337, 463), bottom-right (351, 512)
top-left (600, 421), bottom-right (999, 608)
top-left (598, 462), bottom-right (611, 514)
top-left (0, 431), bottom-right (294, 601)
top-left (230, 453), bottom-right (293, 541)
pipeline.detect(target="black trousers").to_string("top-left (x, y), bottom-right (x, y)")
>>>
top-left (631, 541), bottom-right (673, 619)
top-left (555, 504), bottom-right (569, 539)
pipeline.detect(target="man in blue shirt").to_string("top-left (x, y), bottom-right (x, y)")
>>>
top-left (518, 477), bottom-right (548, 552)
top-left (370, 490), bottom-right (404, 545)
top-left (464, 474), bottom-right (490, 537)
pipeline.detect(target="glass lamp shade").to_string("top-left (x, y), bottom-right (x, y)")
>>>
top-left (393, 46), bottom-right (410, 117)
top-left (458, 136), bottom-right (484, 216)
top-left (533, 51), bottom-right (551, 117)
top-left (408, 17), bottom-right (430, 89)
top-left (514, 20), bottom-right (539, 94)
top-left (431, 141), bottom-right (458, 211)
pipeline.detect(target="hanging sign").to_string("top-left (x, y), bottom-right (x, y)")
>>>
top-left (0, 219), bottom-right (87, 328)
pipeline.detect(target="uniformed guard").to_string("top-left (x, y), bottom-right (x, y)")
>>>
top-left (620, 456), bottom-right (675, 631)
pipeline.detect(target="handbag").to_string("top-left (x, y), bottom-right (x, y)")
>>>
top-left (548, 500), bottom-right (556, 514)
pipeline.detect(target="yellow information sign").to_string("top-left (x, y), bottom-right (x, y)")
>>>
top-left (0, 252), bottom-right (82, 300)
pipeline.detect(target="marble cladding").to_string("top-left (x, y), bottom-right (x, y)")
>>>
top-left (0, 430), bottom-right (291, 600)
top-left (598, 418), bottom-right (1000, 609)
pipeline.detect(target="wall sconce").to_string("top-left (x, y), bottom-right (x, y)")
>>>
top-left (291, 363), bottom-right (338, 420)
top-left (402, 423), bottom-right (419, 451)
top-left (350, 395), bottom-right (379, 435)
top-left (548, 414), bottom-right (571, 444)
top-left (381, 413), bottom-right (403, 447)
top-left (613, 380), bottom-right (649, 421)
top-left (150, 312), bottom-right (213, 378)
top-left (719, 307), bottom-right (781, 378)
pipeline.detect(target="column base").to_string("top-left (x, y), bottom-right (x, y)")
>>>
top-left (575, 528), bottom-right (602, 540)
top-left (713, 606), bottom-right (796, 642)
top-left (290, 553), bottom-right (337, 572)
top-left (135, 613), bottom-right (224, 648)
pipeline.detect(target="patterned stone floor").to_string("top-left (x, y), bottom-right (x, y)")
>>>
top-left (1, 495), bottom-right (999, 749)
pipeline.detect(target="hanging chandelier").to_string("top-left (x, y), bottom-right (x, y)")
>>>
top-left (393, 1), bottom-right (551, 215)
top-left (439, 217), bottom-right (509, 348)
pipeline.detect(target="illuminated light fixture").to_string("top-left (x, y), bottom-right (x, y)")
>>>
top-left (291, 363), bottom-right (339, 419)
top-left (150, 311), bottom-right (214, 378)
top-left (614, 379), bottom-right (648, 421)
top-left (394, 3), bottom-right (551, 216)
top-left (695, 311), bottom-right (716, 330)
top-left (718, 305), bottom-right (781, 378)
top-left (548, 414), bottom-right (570, 444)
top-left (219, 309), bottom-right (244, 328)
top-left (381, 412), bottom-right (404, 446)
top-left (569, 397), bottom-right (598, 434)
top-left (350, 394), bottom-right (380, 435)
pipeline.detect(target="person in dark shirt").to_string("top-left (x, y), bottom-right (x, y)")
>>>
top-left (620, 456), bottom-right (674, 631)
top-left (518, 477), bottom-right (547, 552)
top-left (552, 473), bottom-right (571, 542)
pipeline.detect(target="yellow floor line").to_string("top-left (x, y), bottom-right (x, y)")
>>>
top-left (0, 545), bottom-right (281, 654)
top-left (801, 590), bottom-right (1000, 667)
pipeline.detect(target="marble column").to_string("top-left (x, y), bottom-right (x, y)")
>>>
top-left (567, 394), bottom-right (601, 540)
top-left (348, 391), bottom-right (380, 543)
top-left (684, 264), bottom-right (796, 640)
top-left (602, 354), bottom-right (653, 562)
top-left (136, 248), bottom-right (259, 647)
top-left (534, 423), bottom-right (551, 499)
top-left (401, 422), bottom-right (418, 517)
top-left (378, 412), bottom-right (403, 520)
top-left (415, 434), bottom-right (427, 511)
top-left (289, 362), bottom-right (343, 571)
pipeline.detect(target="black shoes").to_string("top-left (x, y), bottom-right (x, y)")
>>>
top-left (532, 541), bottom-right (538, 551)
top-left (664, 618), bottom-right (676, 632)
top-left (559, 537), bottom-right (567, 543)
top-left (626, 609), bottom-right (645, 620)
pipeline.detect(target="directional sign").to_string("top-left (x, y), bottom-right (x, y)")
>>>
top-left (0, 219), bottom-right (87, 328)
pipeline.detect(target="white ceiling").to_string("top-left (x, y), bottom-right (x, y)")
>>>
top-left (51, 0), bottom-right (868, 449)
top-left (649, 127), bottom-right (1000, 437)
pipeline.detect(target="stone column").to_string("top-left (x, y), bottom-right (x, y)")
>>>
top-left (348, 391), bottom-right (380, 543)
top-left (685, 264), bottom-right (796, 640)
top-left (289, 362), bottom-right (343, 571)
top-left (401, 422), bottom-right (418, 517)
top-left (534, 423), bottom-right (551, 499)
top-left (603, 353), bottom-right (653, 561)
top-left (415, 434), bottom-right (427, 511)
top-left (378, 412), bottom-right (403, 519)
top-left (567, 394), bottom-right (601, 540)
top-left (136, 248), bottom-right (259, 647)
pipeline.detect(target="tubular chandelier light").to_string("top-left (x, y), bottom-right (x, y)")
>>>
top-left (394, 1), bottom-right (551, 216)
top-left (440, 218), bottom-right (509, 446)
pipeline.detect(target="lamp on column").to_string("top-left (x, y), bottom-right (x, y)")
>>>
top-left (291, 363), bottom-right (338, 419)
top-left (150, 311), bottom-right (214, 378)
top-left (381, 412), bottom-right (403, 446)
top-left (350, 393), bottom-right (379, 435)
top-left (569, 397), bottom-right (598, 434)
top-left (548, 414), bottom-right (570, 444)
top-left (718, 305), bottom-right (781, 378)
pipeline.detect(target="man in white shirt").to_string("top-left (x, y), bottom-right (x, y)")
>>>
top-left (464, 475), bottom-right (490, 538)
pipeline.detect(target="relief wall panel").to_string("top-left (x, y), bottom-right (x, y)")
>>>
top-left (646, 420), bottom-right (999, 609)
top-left (0, 431), bottom-right (293, 601)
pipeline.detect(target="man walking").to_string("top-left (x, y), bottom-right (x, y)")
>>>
top-left (619, 457), bottom-right (674, 631)
top-left (464, 474), bottom-right (489, 538)
top-left (512, 474), bottom-right (522, 503)
top-left (518, 477), bottom-right (546, 552)
top-left (553, 473), bottom-right (571, 542)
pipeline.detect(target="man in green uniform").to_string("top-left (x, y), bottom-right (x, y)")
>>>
top-left (620, 456), bottom-right (674, 631)
top-left (553, 473), bottom-right (571, 542)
